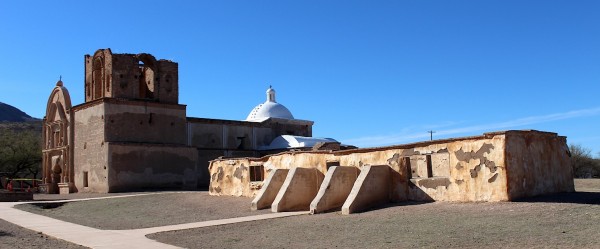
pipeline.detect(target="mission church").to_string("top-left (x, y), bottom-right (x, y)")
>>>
top-left (41, 48), bottom-right (340, 194)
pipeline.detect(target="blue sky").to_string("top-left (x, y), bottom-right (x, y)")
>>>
top-left (1, 1), bottom-right (599, 154)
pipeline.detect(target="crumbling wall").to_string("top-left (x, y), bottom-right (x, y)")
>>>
top-left (209, 131), bottom-right (571, 203)
top-left (504, 131), bottom-right (574, 200)
top-left (209, 158), bottom-right (256, 196)
top-left (336, 136), bottom-right (508, 202)
top-left (210, 132), bottom-right (510, 201)
top-left (84, 49), bottom-right (179, 103)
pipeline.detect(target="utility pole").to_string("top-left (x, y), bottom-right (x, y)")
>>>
top-left (428, 130), bottom-right (436, 141)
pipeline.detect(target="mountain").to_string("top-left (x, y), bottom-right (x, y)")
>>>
top-left (0, 102), bottom-right (39, 122)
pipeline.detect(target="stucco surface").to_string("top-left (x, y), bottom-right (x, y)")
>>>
top-left (310, 166), bottom-right (360, 214)
top-left (505, 131), bottom-right (574, 199)
top-left (342, 165), bottom-right (391, 214)
top-left (271, 167), bottom-right (324, 212)
top-left (251, 169), bottom-right (289, 210)
top-left (210, 131), bottom-right (570, 206)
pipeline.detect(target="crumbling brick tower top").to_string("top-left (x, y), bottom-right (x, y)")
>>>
top-left (84, 48), bottom-right (179, 104)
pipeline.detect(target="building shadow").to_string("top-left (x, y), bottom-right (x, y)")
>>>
top-left (513, 191), bottom-right (600, 205)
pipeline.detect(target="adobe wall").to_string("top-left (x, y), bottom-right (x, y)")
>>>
top-left (73, 103), bottom-right (110, 193)
top-left (209, 158), bottom-right (257, 196)
top-left (332, 134), bottom-right (508, 202)
top-left (84, 49), bottom-right (179, 104)
top-left (187, 118), bottom-right (313, 151)
top-left (188, 117), bottom-right (313, 188)
top-left (505, 131), bottom-right (574, 200)
top-left (209, 132), bottom-right (522, 202)
top-left (106, 143), bottom-right (197, 192)
top-left (103, 99), bottom-right (187, 145)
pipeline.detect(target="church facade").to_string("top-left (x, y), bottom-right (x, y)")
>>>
top-left (41, 48), bottom-right (321, 194)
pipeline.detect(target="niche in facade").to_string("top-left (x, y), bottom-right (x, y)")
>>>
top-left (405, 152), bottom-right (450, 179)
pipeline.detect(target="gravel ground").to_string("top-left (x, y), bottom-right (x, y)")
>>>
top-left (5, 180), bottom-right (600, 248)
top-left (0, 218), bottom-right (87, 248)
top-left (15, 192), bottom-right (269, 230)
top-left (148, 180), bottom-right (600, 249)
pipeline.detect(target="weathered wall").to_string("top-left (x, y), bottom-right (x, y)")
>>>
top-left (73, 103), bottom-right (109, 193)
top-left (310, 166), bottom-right (360, 214)
top-left (505, 131), bottom-right (574, 200)
top-left (341, 165), bottom-right (391, 214)
top-left (252, 169), bottom-right (289, 210)
top-left (190, 117), bottom-right (314, 188)
top-left (271, 167), bottom-right (324, 212)
top-left (106, 143), bottom-right (197, 192)
top-left (209, 158), bottom-right (256, 196)
top-left (209, 132), bottom-right (515, 202)
top-left (104, 100), bottom-right (187, 145)
top-left (84, 49), bottom-right (179, 103)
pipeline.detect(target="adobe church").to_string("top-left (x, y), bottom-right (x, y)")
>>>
top-left (41, 48), bottom-right (331, 194)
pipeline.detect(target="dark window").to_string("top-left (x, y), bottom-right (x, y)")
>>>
top-left (83, 171), bottom-right (89, 188)
top-left (326, 161), bottom-right (340, 170)
top-left (402, 157), bottom-right (412, 179)
top-left (249, 165), bottom-right (264, 182)
top-left (426, 155), bottom-right (433, 178)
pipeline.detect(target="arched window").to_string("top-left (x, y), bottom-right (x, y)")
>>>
top-left (92, 57), bottom-right (104, 99)
top-left (137, 59), bottom-right (155, 99)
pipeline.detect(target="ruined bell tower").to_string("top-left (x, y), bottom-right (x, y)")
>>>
top-left (84, 48), bottom-right (179, 104)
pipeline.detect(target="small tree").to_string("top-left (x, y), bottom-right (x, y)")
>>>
top-left (569, 144), bottom-right (599, 178)
top-left (0, 128), bottom-right (42, 187)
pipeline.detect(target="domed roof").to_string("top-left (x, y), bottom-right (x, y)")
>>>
top-left (246, 86), bottom-right (294, 121)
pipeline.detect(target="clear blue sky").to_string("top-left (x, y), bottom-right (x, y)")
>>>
top-left (1, 1), bottom-right (599, 154)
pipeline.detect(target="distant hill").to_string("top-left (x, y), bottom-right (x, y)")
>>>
top-left (0, 102), bottom-right (40, 122)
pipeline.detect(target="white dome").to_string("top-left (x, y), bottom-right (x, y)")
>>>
top-left (246, 87), bottom-right (294, 121)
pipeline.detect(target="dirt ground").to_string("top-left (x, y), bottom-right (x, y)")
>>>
top-left (15, 192), bottom-right (269, 230)
top-left (2, 179), bottom-right (600, 248)
top-left (0, 218), bottom-right (86, 248)
top-left (148, 180), bottom-right (600, 249)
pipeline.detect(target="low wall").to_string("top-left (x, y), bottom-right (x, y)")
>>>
top-left (209, 130), bottom-right (572, 207)
top-left (505, 131), bottom-right (574, 199)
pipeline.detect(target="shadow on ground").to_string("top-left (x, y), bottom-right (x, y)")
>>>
top-left (0, 231), bottom-right (13, 237)
top-left (514, 191), bottom-right (600, 205)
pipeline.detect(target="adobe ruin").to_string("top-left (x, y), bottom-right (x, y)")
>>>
top-left (209, 130), bottom-right (575, 214)
top-left (42, 48), bottom-right (318, 194)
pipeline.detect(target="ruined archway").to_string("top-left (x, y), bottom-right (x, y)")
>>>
top-left (137, 53), bottom-right (158, 100)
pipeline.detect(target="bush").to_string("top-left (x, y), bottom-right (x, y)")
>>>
top-left (0, 127), bottom-right (42, 187)
top-left (569, 144), bottom-right (600, 178)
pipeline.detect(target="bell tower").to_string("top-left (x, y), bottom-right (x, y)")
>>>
top-left (84, 48), bottom-right (179, 104)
